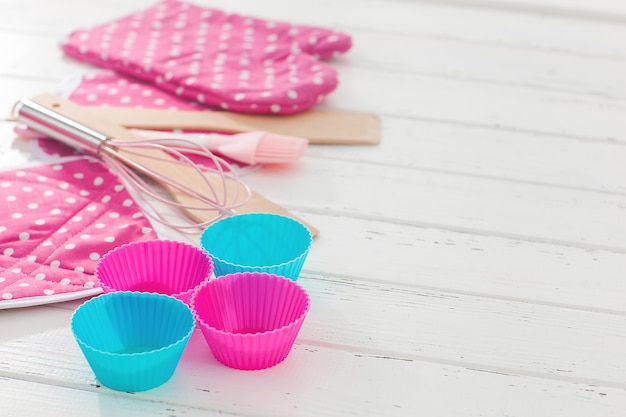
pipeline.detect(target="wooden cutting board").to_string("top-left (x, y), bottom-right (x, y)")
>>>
top-left (83, 103), bottom-right (381, 145)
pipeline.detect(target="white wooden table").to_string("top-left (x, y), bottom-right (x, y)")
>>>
top-left (2, 0), bottom-right (626, 415)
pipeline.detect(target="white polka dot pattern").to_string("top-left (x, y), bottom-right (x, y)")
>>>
top-left (0, 158), bottom-right (157, 304)
top-left (61, 0), bottom-right (351, 114)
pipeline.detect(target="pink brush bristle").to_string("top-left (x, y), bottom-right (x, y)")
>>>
top-left (253, 134), bottom-right (308, 164)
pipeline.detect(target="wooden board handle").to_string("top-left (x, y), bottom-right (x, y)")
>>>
top-left (84, 105), bottom-right (381, 145)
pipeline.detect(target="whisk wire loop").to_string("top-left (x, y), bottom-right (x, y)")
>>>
top-left (98, 137), bottom-right (252, 233)
top-left (15, 97), bottom-right (252, 234)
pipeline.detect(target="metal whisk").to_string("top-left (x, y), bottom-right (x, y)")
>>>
top-left (13, 95), bottom-right (251, 234)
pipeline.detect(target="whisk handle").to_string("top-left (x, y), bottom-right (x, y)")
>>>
top-left (14, 94), bottom-right (139, 155)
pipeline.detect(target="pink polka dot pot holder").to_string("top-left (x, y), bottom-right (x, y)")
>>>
top-left (0, 157), bottom-right (157, 308)
top-left (62, 0), bottom-right (352, 114)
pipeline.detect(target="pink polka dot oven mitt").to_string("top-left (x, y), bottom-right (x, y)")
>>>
top-left (62, 0), bottom-right (352, 114)
top-left (0, 157), bottom-right (157, 308)
top-left (67, 70), bottom-right (206, 111)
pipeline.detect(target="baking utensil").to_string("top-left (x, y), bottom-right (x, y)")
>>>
top-left (96, 240), bottom-right (214, 306)
top-left (13, 93), bottom-right (318, 235)
top-left (190, 272), bottom-right (310, 370)
top-left (14, 125), bottom-right (309, 165)
top-left (71, 291), bottom-right (195, 391)
top-left (200, 213), bottom-right (312, 280)
top-left (134, 130), bottom-right (309, 165)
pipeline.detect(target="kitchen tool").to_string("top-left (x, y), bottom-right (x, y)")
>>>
top-left (134, 130), bottom-right (309, 165)
top-left (95, 240), bottom-right (214, 306)
top-left (83, 104), bottom-right (381, 145)
top-left (13, 93), bottom-right (318, 236)
top-left (200, 213), bottom-right (312, 280)
top-left (71, 291), bottom-right (195, 391)
top-left (14, 125), bottom-right (309, 165)
top-left (190, 272), bottom-right (310, 370)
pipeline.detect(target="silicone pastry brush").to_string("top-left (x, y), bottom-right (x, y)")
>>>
top-left (134, 130), bottom-right (309, 165)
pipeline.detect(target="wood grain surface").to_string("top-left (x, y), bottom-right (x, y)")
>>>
top-left (0, 0), bottom-right (625, 415)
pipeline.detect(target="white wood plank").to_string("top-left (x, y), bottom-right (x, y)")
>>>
top-left (306, 117), bottom-right (626, 194)
top-left (6, 64), bottom-right (626, 145)
top-left (0, 32), bottom-right (79, 81)
top-left (0, 123), bottom-right (33, 170)
top-left (0, 0), bottom-right (156, 34)
top-left (4, 271), bottom-right (626, 387)
top-left (243, 157), bottom-right (626, 250)
top-left (0, 377), bottom-right (236, 417)
top-left (298, 213), bottom-right (626, 312)
top-left (31, 210), bottom-right (626, 316)
top-left (0, 304), bottom-right (72, 341)
top-left (0, 29), bottom-right (98, 82)
top-left (36, 209), bottom-right (626, 319)
top-left (445, 0), bottom-right (626, 19)
top-left (1, 325), bottom-right (626, 417)
top-left (297, 274), bottom-right (626, 387)
top-left (3, 0), bottom-right (626, 63)
top-left (323, 65), bottom-right (626, 143)
top-left (180, 0), bottom-right (626, 59)
top-left (346, 29), bottom-right (626, 99)
top-left (7, 26), bottom-right (626, 102)
top-left (0, 77), bottom-right (59, 116)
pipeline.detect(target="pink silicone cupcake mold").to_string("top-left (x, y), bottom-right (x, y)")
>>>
top-left (95, 239), bottom-right (213, 306)
top-left (190, 272), bottom-right (311, 370)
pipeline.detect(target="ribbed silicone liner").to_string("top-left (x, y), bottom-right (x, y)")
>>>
top-left (95, 239), bottom-right (214, 305)
top-left (200, 213), bottom-right (312, 280)
top-left (190, 272), bottom-right (310, 370)
top-left (71, 291), bottom-right (195, 392)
